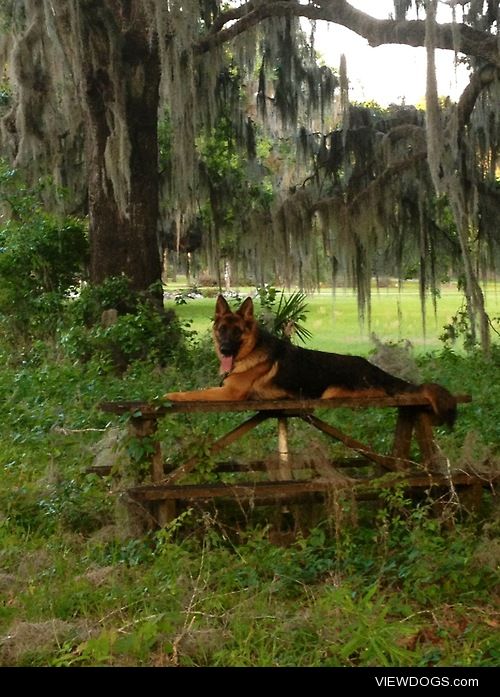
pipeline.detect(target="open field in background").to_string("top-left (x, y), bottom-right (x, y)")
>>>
top-left (165, 282), bottom-right (500, 354)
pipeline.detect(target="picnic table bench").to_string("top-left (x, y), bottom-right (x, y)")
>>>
top-left (96, 392), bottom-right (492, 534)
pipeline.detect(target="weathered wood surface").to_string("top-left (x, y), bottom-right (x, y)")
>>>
top-left (127, 471), bottom-right (495, 503)
top-left (87, 457), bottom-right (375, 477)
top-left (101, 394), bottom-right (472, 416)
top-left (301, 413), bottom-right (403, 471)
top-left (100, 393), bottom-right (473, 479)
top-left (164, 412), bottom-right (270, 484)
top-left (99, 393), bottom-right (477, 531)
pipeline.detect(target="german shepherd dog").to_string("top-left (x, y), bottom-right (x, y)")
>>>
top-left (164, 295), bottom-right (457, 426)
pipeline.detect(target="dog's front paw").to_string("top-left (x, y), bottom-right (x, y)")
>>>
top-left (163, 392), bottom-right (178, 401)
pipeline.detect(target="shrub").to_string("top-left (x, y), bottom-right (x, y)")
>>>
top-left (0, 163), bottom-right (88, 343)
top-left (61, 278), bottom-right (184, 369)
top-left (256, 285), bottom-right (312, 343)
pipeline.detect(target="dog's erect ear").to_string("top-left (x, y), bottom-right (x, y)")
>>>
top-left (215, 294), bottom-right (231, 318)
top-left (237, 296), bottom-right (254, 321)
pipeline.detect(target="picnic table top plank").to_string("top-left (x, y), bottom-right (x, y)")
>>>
top-left (101, 393), bottom-right (472, 416)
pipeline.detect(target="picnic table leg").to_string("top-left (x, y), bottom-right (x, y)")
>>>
top-left (391, 407), bottom-right (417, 471)
top-left (277, 417), bottom-right (292, 480)
top-left (275, 415), bottom-right (300, 534)
top-left (458, 481), bottom-right (483, 513)
top-left (414, 412), bottom-right (439, 468)
top-left (128, 416), bottom-right (175, 529)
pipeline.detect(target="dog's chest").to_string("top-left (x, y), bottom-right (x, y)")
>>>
top-left (247, 362), bottom-right (291, 399)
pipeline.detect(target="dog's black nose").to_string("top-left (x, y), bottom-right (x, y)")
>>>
top-left (220, 343), bottom-right (235, 356)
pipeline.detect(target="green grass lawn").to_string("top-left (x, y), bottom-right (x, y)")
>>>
top-left (166, 282), bottom-right (500, 354)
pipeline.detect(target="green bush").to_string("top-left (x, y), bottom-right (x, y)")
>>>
top-left (0, 163), bottom-right (88, 343)
top-left (67, 276), bottom-right (139, 327)
top-left (61, 278), bottom-right (184, 369)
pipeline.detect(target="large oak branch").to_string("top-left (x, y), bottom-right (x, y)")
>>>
top-left (196, 0), bottom-right (499, 67)
top-left (457, 64), bottom-right (500, 129)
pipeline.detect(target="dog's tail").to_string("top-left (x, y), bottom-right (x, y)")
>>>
top-left (418, 382), bottom-right (457, 428)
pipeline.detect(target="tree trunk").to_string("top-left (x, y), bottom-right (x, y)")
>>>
top-left (81, 3), bottom-right (162, 295)
top-left (425, 2), bottom-right (491, 353)
top-left (449, 195), bottom-right (491, 353)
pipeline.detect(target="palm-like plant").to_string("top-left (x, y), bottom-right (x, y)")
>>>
top-left (256, 286), bottom-right (312, 343)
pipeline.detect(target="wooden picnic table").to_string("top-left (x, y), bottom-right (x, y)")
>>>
top-left (97, 392), bottom-right (491, 533)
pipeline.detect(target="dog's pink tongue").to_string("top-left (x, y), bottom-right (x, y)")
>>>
top-left (219, 355), bottom-right (233, 375)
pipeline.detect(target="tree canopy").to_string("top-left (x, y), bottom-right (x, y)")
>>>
top-left (0, 1), bottom-right (498, 349)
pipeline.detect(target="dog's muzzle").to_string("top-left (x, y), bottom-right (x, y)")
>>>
top-left (219, 342), bottom-right (239, 357)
